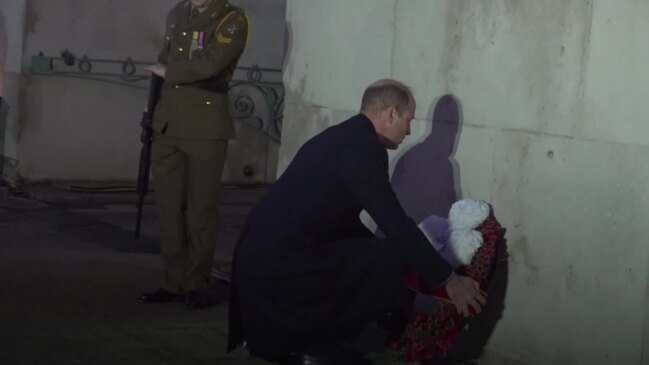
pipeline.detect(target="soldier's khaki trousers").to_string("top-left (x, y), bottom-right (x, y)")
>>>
top-left (151, 132), bottom-right (228, 293)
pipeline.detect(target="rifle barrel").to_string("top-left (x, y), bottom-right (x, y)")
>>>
top-left (134, 74), bottom-right (163, 239)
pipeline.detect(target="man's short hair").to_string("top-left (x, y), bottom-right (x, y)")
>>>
top-left (360, 79), bottom-right (413, 115)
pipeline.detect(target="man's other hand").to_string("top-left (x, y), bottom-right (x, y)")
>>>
top-left (444, 272), bottom-right (487, 317)
top-left (146, 63), bottom-right (167, 78)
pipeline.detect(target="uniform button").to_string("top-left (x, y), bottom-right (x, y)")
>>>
top-left (174, 85), bottom-right (180, 89)
top-left (182, 32), bottom-right (187, 36)
top-left (165, 36), bottom-right (170, 40)
top-left (178, 47), bottom-right (183, 52)
top-left (206, 101), bottom-right (212, 105)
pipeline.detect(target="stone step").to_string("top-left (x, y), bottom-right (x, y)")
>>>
top-left (14, 182), bottom-right (269, 209)
top-left (2, 183), bottom-right (269, 269)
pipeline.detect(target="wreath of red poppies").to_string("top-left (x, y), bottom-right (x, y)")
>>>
top-left (389, 209), bottom-right (504, 363)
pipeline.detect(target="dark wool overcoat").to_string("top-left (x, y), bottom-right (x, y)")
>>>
top-left (228, 114), bottom-right (453, 360)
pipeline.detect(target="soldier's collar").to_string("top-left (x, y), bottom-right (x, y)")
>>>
top-left (185, 0), bottom-right (228, 23)
top-left (191, 0), bottom-right (215, 13)
top-left (208, 0), bottom-right (229, 16)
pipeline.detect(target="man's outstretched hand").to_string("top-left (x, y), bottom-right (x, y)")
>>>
top-left (444, 272), bottom-right (487, 317)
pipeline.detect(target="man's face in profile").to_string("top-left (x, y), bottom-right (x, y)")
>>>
top-left (383, 106), bottom-right (415, 149)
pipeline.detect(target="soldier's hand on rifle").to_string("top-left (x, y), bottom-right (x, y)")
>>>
top-left (146, 63), bottom-right (167, 78)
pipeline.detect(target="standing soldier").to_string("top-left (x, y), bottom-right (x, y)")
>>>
top-left (141, 0), bottom-right (248, 309)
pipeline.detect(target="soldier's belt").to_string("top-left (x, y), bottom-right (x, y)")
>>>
top-left (190, 78), bottom-right (230, 93)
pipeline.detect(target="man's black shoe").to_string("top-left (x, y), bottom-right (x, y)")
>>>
top-left (184, 290), bottom-right (214, 309)
top-left (139, 288), bottom-right (183, 303)
top-left (277, 344), bottom-right (373, 365)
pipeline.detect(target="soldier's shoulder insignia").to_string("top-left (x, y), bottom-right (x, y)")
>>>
top-left (215, 10), bottom-right (247, 44)
top-left (216, 32), bottom-right (233, 44)
top-left (225, 22), bottom-right (238, 36)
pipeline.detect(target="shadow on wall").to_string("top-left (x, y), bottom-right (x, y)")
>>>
top-left (282, 20), bottom-right (291, 73)
top-left (391, 94), bottom-right (463, 223)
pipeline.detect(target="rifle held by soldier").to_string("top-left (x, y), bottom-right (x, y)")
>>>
top-left (135, 74), bottom-right (163, 238)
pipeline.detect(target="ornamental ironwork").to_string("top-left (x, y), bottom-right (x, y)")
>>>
top-left (31, 50), bottom-right (284, 143)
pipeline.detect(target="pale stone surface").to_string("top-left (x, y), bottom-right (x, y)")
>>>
top-left (282, 1), bottom-right (649, 363)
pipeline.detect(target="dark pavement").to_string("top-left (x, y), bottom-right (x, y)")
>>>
top-left (0, 183), bottom-right (270, 365)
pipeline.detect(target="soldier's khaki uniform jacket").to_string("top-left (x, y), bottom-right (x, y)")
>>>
top-left (153, 0), bottom-right (248, 139)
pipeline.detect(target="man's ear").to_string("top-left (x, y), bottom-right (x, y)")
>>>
top-left (387, 106), bottom-right (397, 124)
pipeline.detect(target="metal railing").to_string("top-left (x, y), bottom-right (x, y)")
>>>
top-left (30, 50), bottom-right (284, 143)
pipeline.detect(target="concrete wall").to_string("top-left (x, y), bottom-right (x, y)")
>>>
top-left (8, 0), bottom-right (286, 184)
top-left (0, 5), bottom-right (7, 173)
top-left (0, 5), bottom-right (6, 95)
top-left (281, 0), bottom-right (649, 364)
top-left (0, 0), bottom-right (27, 183)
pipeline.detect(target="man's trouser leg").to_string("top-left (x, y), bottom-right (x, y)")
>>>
top-left (152, 133), bottom-right (188, 293)
top-left (179, 137), bottom-right (228, 291)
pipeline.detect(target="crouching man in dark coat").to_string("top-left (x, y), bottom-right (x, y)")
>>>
top-left (228, 79), bottom-right (486, 365)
